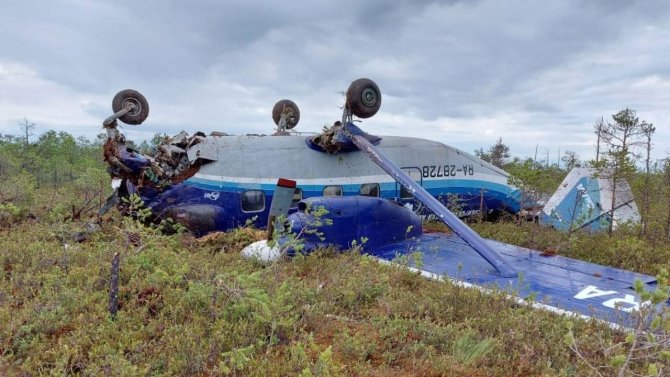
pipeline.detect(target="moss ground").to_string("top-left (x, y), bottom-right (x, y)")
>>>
top-left (2, 212), bottom-right (668, 376)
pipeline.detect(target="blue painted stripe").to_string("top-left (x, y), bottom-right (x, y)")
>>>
top-left (185, 176), bottom-right (518, 198)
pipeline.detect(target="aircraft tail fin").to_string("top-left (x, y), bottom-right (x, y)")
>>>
top-left (540, 167), bottom-right (640, 232)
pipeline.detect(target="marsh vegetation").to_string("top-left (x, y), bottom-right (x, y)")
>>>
top-left (1, 123), bottom-right (669, 376)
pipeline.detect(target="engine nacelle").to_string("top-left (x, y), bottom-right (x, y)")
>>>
top-left (282, 196), bottom-right (422, 254)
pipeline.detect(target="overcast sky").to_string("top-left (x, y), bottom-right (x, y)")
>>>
top-left (1, 0), bottom-right (668, 164)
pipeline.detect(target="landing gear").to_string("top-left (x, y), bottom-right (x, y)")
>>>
top-left (272, 99), bottom-right (300, 134)
top-left (345, 78), bottom-right (382, 119)
top-left (111, 89), bottom-right (150, 125)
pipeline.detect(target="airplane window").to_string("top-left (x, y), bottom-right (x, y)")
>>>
top-left (399, 167), bottom-right (421, 199)
top-left (291, 188), bottom-right (303, 208)
top-left (323, 185), bottom-right (343, 196)
top-left (400, 185), bottom-right (413, 199)
top-left (360, 183), bottom-right (380, 197)
top-left (241, 190), bottom-right (265, 212)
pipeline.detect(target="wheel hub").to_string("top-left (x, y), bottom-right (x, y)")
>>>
top-left (361, 87), bottom-right (378, 107)
top-left (122, 98), bottom-right (142, 116)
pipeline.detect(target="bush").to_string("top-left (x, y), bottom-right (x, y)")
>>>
top-left (0, 202), bottom-right (23, 226)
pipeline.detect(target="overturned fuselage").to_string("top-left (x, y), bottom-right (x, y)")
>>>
top-left (100, 85), bottom-right (521, 235)
top-left (103, 129), bottom-right (521, 235)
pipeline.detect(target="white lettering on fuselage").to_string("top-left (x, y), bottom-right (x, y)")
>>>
top-left (204, 191), bottom-right (220, 201)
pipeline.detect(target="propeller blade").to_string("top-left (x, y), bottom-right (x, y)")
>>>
top-left (266, 178), bottom-right (297, 240)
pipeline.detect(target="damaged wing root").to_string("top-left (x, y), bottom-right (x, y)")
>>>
top-left (310, 122), bottom-right (345, 154)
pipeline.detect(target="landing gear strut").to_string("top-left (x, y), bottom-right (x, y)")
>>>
top-left (105, 89), bottom-right (149, 127)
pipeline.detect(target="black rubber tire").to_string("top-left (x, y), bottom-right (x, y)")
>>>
top-left (112, 89), bottom-right (149, 125)
top-left (272, 99), bottom-right (300, 129)
top-left (346, 78), bottom-right (381, 118)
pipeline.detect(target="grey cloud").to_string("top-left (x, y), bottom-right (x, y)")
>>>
top-left (1, 0), bottom-right (669, 161)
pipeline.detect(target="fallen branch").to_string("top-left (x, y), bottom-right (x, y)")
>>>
top-left (109, 252), bottom-right (120, 319)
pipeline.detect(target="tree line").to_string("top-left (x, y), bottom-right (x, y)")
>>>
top-left (1, 110), bottom-right (669, 242)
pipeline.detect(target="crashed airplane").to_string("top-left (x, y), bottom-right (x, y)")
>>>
top-left (101, 79), bottom-right (666, 328)
top-left (101, 79), bottom-right (521, 235)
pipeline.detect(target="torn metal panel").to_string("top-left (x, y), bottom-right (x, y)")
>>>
top-left (307, 122), bottom-right (382, 154)
top-left (102, 125), bottom-right (214, 218)
top-left (186, 139), bottom-right (218, 163)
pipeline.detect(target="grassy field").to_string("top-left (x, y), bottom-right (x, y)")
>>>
top-left (1, 193), bottom-right (669, 376)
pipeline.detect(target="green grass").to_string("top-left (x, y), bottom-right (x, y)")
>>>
top-left (471, 221), bottom-right (670, 277)
top-left (1, 211), bottom-right (668, 376)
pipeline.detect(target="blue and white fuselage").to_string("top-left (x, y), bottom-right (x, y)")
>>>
top-left (137, 133), bottom-right (520, 233)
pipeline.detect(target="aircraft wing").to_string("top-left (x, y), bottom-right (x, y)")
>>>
top-left (372, 233), bottom-right (659, 328)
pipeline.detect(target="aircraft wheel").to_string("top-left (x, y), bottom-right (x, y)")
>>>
top-left (346, 78), bottom-right (381, 118)
top-left (112, 89), bottom-right (149, 125)
top-left (272, 99), bottom-right (300, 129)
